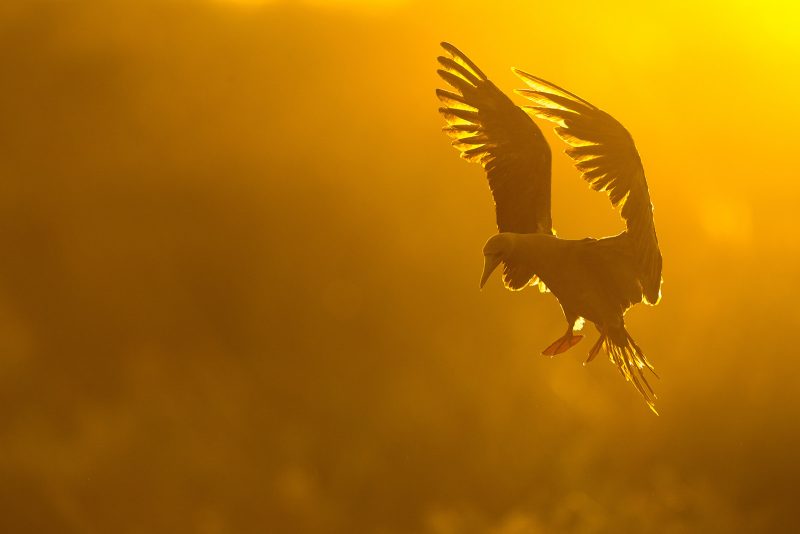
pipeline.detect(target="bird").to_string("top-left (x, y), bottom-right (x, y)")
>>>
top-left (436, 42), bottom-right (663, 413)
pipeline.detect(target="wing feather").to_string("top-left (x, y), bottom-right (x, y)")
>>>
top-left (435, 88), bottom-right (473, 109)
top-left (437, 43), bottom-right (553, 235)
top-left (514, 69), bottom-right (662, 304)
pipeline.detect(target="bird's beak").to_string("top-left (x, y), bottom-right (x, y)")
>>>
top-left (480, 254), bottom-right (502, 289)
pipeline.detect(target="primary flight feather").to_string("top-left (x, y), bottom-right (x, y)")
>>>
top-left (436, 42), bottom-right (663, 413)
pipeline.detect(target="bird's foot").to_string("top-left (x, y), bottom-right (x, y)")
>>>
top-left (584, 334), bottom-right (606, 364)
top-left (542, 333), bottom-right (583, 356)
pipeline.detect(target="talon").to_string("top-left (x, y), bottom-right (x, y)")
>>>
top-left (542, 333), bottom-right (583, 356)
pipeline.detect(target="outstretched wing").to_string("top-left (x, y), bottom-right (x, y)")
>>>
top-left (514, 70), bottom-right (662, 305)
top-left (437, 43), bottom-right (552, 235)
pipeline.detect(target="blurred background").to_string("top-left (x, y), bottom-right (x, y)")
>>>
top-left (1, 0), bottom-right (799, 532)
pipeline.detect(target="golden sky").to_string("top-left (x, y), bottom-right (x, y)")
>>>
top-left (0, 0), bottom-right (799, 532)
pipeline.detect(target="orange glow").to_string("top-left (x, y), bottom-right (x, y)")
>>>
top-left (1, 0), bottom-right (799, 532)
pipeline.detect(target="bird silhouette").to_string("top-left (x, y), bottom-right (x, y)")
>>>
top-left (436, 42), bottom-right (663, 413)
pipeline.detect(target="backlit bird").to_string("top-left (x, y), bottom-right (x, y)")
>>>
top-left (436, 42), bottom-right (663, 413)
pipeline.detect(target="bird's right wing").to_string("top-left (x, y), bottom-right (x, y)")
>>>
top-left (437, 43), bottom-right (553, 235)
top-left (513, 70), bottom-right (662, 305)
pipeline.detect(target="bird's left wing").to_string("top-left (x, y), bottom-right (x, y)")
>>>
top-left (437, 43), bottom-right (553, 236)
top-left (513, 70), bottom-right (662, 304)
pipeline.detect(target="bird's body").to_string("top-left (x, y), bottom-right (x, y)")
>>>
top-left (437, 43), bottom-right (662, 412)
top-left (502, 233), bottom-right (639, 327)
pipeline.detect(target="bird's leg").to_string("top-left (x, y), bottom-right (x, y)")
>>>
top-left (541, 321), bottom-right (584, 356)
top-left (585, 332), bottom-right (606, 364)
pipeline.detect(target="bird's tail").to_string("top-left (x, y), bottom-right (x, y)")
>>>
top-left (587, 325), bottom-right (659, 414)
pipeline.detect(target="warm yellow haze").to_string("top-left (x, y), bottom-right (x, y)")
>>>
top-left (0, 0), bottom-right (799, 532)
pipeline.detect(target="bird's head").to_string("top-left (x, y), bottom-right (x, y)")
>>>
top-left (480, 233), bottom-right (515, 288)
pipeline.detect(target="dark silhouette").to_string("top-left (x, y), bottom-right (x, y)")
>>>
top-left (437, 42), bottom-right (663, 413)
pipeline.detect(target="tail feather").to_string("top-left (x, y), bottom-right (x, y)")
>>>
top-left (604, 326), bottom-right (659, 414)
